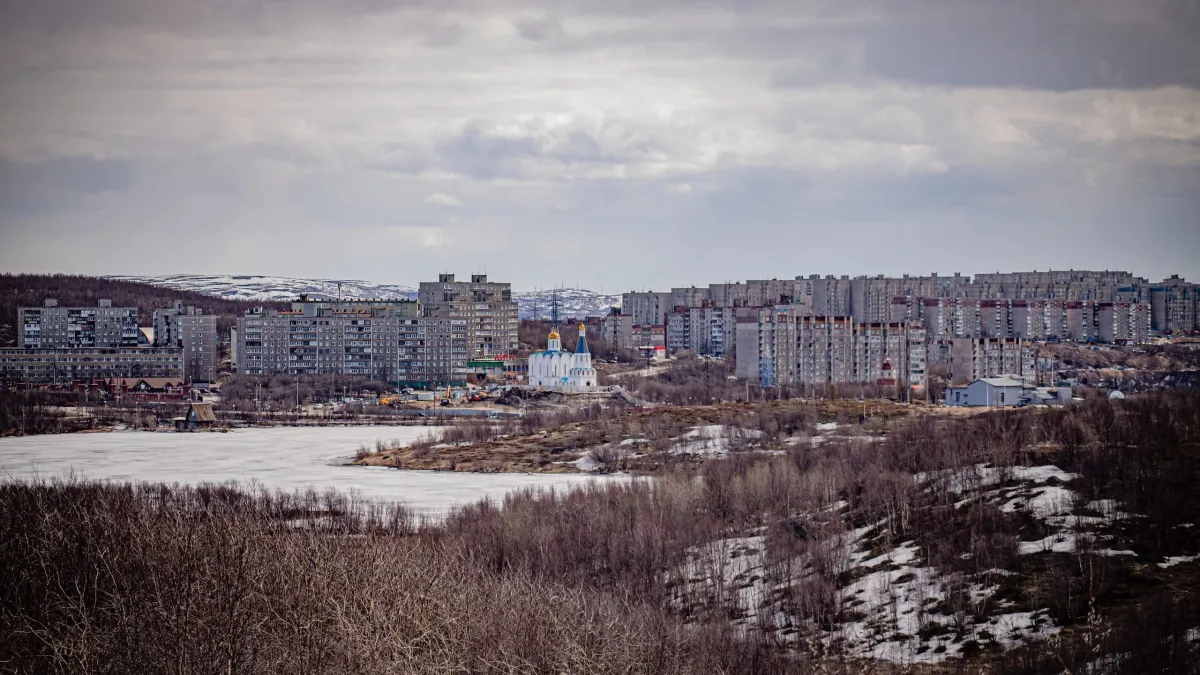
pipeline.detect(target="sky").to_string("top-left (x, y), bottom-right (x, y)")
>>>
top-left (0, 0), bottom-right (1197, 291)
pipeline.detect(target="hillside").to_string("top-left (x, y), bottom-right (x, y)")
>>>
top-left (3, 394), bottom-right (1199, 672)
top-left (108, 274), bottom-right (621, 319)
top-left (0, 274), bottom-right (284, 347)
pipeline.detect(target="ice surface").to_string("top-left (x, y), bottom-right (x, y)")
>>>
top-left (0, 427), bottom-right (615, 516)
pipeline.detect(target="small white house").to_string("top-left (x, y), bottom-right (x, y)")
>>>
top-left (945, 376), bottom-right (1029, 407)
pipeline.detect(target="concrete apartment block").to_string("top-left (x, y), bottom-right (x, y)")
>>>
top-left (599, 309), bottom-right (633, 350)
top-left (236, 298), bottom-right (430, 384)
top-left (154, 301), bottom-right (218, 382)
top-left (0, 347), bottom-right (184, 384)
top-left (418, 274), bottom-right (519, 386)
top-left (949, 337), bottom-right (1033, 384)
top-left (19, 299), bottom-right (140, 350)
top-left (622, 292), bottom-right (673, 327)
top-left (1097, 302), bottom-right (1151, 344)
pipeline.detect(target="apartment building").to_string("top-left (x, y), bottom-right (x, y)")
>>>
top-left (666, 306), bottom-right (738, 357)
top-left (18, 299), bottom-right (140, 349)
top-left (418, 274), bottom-right (519, 385)
top-left (599, 309), bottom-right (634, 350)
top-left (0, 347), bottom-right (183, 384)
top-left (947, 338), bottom-right (1035, 384)
top-left (1149, 277), bottom-right (1198, 334)
top-left (1097, 302), bottom-right (1151, 344)
top-left (236, 298), bottom-right (426, 384)
top-left (153, 301), bottom-right (218, 382)
top-left (709, 282), bottom-right (750, 308)
top-left (670, 287), bottom-right (709, 310)
top-left (803, 275), bottom-right (853, 317)
top-left (621, 291), bottom-right (672, 327)
top-left (972, 270), bottom-right (1146, 301)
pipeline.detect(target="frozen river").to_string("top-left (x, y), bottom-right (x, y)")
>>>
top-left (0, 426), bottom-right (613, 516)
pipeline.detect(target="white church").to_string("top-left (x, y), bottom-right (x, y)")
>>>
top-left (528, 324), bottom-right (598, 392)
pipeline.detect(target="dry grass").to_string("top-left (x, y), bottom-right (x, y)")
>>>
top-left (4, 393), bottom-right (1200, 673)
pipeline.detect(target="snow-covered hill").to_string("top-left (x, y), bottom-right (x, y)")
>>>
top-left (107, 275), bottom-right (620, 319)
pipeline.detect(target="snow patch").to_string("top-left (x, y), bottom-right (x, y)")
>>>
top-left (1158, 554), bottom-right (1200, 569)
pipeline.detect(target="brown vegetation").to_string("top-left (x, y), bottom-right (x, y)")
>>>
top-left (355, 398), bottom-right (913, 473)
top-left (3, 393), bottom-right (1200, 672)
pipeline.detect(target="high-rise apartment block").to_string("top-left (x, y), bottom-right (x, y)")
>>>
top-left (944, 338), bottom-right (1036, 384)
top-left (1149, 276), bottom-right (1198, 334)
top-left (236, 298), bottom-right (424, 383)
top-left (235, 275), bottom-right (518, 386)
top-left (4, 299), bottom-right (190, 385)
top-left (621, 292), bottom-right (672, 327)
top-left (599, 308), bottom-right (634, 351)
top-left (418, 274), bottom-right (519, 386)
top-left (666, 306), bottom-right (738, 357)
top-left (154, 301), bottom-right (218, 382)
top-left (18, 299), bottom-right (140, 349)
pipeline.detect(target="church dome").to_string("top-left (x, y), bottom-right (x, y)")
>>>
top-left (548, 330), bottom-right (560, 340)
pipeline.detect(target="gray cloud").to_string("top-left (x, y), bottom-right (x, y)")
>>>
top-left (0, 0), bottom-right (1197, 287)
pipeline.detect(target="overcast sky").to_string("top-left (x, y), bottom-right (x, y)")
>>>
top-left (0, 0), bottom-right (1197, 291)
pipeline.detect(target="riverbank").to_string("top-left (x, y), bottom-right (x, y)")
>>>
top-left (355, 399), bottom-right (919, 474)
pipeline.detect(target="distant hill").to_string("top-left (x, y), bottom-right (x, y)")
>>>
top-left (108, 274), bottom-right (621, 320)
top-left (0, 274), bottom-right (284, 347)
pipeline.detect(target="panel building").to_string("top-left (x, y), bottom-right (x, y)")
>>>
top-left (738, 311), bottom-right (926, 391)
top-left (0, 347), bottom-right (183, 384)
top-left (665, 306), bottom-right (738, 357)
top-left (621, 291), bottom-right (673, 327)
top-left (236, 298), bottom-right (425, 384)
top-left (154, 301), bottom-right (218, 382)
top-left (418, 274), bottom-right (519, 386)
top-left (18, 299), bottom-right (140, 349)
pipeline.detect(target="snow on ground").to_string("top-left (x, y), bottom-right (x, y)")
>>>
top-left (1001, 485), bottom-right (1077, 518)
top-left (671, 425), bottom-right (763, 457)
top-left (1019, 533), bottom-right (1081, 555)
top-left (0, 427), bottom-right (619, 517)
top-left (815, 422), bottom-right (840, 432)
top-left (670, 462), bottom-right (1156, 664)
top-left (917, 463), bottom-right (1080, 495)
top-left (674, 523), bottom-right (1063, 665)
top-left (106, 275), bottom-right (619, 319)
top-left (1158, 554), bottom-right (1200, 569)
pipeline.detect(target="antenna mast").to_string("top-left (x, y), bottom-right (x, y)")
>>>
top-left (551, 288), bottom-right (560, 330)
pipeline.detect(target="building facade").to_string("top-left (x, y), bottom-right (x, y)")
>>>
top-left (18, 299), bottom-right (140, 350)
top-left (235, 298), bottom-right (426, 384)
top-left (418, 274), bottom-right (519, 385)
top-left (0, 347), bottom-right (184, 384)
top-left (621, 291), bottom-right (673, 327)
top-left (598, 309), bottom-right (634, 351)
top-left (153, 301), bottom-right (218, 382)
top-left (528, 325), bottom-right (597, 391)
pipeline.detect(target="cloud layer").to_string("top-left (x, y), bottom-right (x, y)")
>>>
top-left (0, 0), bottom-right (1197, 288)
